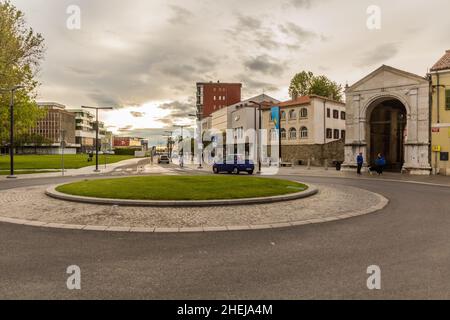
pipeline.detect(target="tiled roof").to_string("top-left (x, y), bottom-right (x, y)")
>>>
top-left (270, 95), bottom-right (344, 109)
top-left (277, 96), bottom-right (312, 107)
top-left (431, 50), bottom-right (450, 72)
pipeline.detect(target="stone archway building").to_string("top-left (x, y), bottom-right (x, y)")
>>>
top-left (343, 65), bottom-right (431, 175)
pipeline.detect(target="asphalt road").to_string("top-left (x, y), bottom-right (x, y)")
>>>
top-left (0, 169), bottom-right (449, 299)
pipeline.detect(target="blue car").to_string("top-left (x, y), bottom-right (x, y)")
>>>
top-left (213, 154), bottom-right (255, 175)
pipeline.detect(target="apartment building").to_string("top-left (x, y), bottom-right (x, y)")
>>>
top-left (200, 94), bottom-right (279, 158)
top-left (196, 81), bottom-right (242, 118)
top-left (430, 50), bottom-right (450, 175)
top-left (262, 95), bottom-right (346, 164)
top-left (263, 95), bottom-right (346, 144)
top-left (68, 109), bottom-right (107, 153)
top-left (24, 102), bottom-right (78, 154)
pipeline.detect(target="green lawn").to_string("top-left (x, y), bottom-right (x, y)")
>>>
top-left (56, 176), bottom-right (308, 201)
top-left (0, 154), bottom-right (134, 170)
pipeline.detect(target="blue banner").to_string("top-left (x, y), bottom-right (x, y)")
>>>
top-left (271, 107), bottom-right (280, 130)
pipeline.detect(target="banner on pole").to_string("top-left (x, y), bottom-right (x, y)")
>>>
top-left (271, 107), bottom-right (280, 130)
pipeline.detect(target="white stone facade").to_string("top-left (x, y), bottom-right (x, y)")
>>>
top-left (262, 95), bottom-right (346, 146)
top-left (342, 65), bottom-right (431, 175)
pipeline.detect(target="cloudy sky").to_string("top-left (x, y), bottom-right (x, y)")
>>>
top-left (11, 0), bottom-right (450, 145)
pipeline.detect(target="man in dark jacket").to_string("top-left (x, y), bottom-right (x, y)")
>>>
top-left (375, 154), bottom-right (386, 175)
top-left (356, 152), bottom-right (364, 175)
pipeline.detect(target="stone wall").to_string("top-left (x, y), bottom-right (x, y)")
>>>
top-left (282, 139), bottom-right (344, 166)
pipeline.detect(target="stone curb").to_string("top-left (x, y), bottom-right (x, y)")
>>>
top-left (0, 192), bottom-right (389, 233)
top-left (278, 172), bottom-right (450, 189)
top-left (44, 183), bottom-right (319, 207)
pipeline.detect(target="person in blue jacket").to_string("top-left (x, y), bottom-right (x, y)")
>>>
top-left (374, 153), bottom-right (386, 175)
top-left (356, 152), bottom-right (364, 175)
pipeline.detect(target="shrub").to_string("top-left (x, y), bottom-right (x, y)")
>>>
top-left (113, 148), bottom-right (137, 156)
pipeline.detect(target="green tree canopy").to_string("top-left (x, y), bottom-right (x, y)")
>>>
top-left (288, 71), bottom-right (343, 102)
top-left (0, 0), bottom-right (46, 145)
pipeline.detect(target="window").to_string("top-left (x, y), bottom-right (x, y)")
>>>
top-left (289, 128), bottom-right (297, 140)
top-left (214, 96), bottom-right (216, 101)
top-left (341, 111), bottom-right (346, 120)
top-left (235, 127), bottom-right (244, 139)
top-left (289, 110), bottom-right (297, 120)
top-left (281, 128), bottom-right (287, 139)
top-left (326, 128), bottom-right (332, 139)
top-left (341, 130), bottom-right (346, 140)
top-left (334, 129), bottom-right (340, 139)
top-left (327, 108), bottom-right (331, 118)
top-left (281, 111), bottom-right (286, 120)
top-left (270, 129), bottom-right (278, 141)
top-left (300, 108), bottom-right (308, 118)
top-left (333, 110), bottom-right (339, 119)
top-left (300, 127), bottom-right (308, 139)
top-left (446, 90), bottom-right (450, 110)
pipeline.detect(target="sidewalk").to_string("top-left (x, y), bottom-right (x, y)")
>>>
top-left (0, 158), bottom-right (144, 180)
top-left (182, 162), bottom-right (450, 187)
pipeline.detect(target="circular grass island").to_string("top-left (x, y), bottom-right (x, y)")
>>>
top-left (55, 175), bottom-right (309, 201)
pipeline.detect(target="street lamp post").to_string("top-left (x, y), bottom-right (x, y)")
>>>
top-left (1, 86), bottom-right (25, 179)
top-left (164, 131), bottom-right (174, 160)
top-left (250, 101), bottom-right (263, 174)
top-left (60, 129), bottom-right (66, 177)
top-left (82, 106), bottom-right (113, 172)
top-left (188, 113), bottom-right (202, 169)
top-left (174, 124), bottom-right (189, 163)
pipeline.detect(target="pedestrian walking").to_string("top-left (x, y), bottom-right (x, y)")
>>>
top-left (375, 153), bottom-right (386, 175)
top-left (356, 152), bottom-right (364, 175)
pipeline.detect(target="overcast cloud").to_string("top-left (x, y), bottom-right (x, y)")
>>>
top-left (10, 0), bottom-right (450, 144)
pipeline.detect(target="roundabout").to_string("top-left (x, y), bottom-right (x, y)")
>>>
top-left (47, 175), bottom-right (316, 206)
top-left (0, 175), bottom-right (387, 233)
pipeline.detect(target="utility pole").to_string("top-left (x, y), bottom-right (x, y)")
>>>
top-left (250, 101), bottom-right (263, 174)
top-left (279, 107), bottom-right (282, 165)
top-left (0, 85), bottom-right (25, 179)
top-left (163, 135), bottom-right (174, 161)
top-left (164, 131), bottom-right (174, 160)
top-left (189, 112), bottom-right (202, 169)
top-left (61, 129), bottom-right (66, 176)
top-left (174, 125), bottom-right (189, 162)
top-left (82, 106), bottom-right (113, 172)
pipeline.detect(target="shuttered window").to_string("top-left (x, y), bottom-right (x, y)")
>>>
top-left (446, 90), bottom-right (450, 110)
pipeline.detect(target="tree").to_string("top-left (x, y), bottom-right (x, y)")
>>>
top-left (288, 71), bottom-right (314, 97)
top-left (289, 71), bottom-right (343, 102)
top-left (0, 1), bottom-right (46, 146)
top-left (15, 132), bottom-right (51, 153)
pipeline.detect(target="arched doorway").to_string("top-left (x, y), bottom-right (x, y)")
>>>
top-left (367, 98), bottom-right (407, 172)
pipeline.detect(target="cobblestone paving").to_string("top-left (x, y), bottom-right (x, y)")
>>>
top-left (0, 183), bottom-right (384, 229)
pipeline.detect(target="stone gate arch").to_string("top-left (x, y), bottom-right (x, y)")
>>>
top-left (342, 65), bottom-right (431, 175)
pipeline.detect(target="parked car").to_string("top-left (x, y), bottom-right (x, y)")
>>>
top-left (213, 154), bottom-right (254, 175)
top-left (158, 154), bottom-right (170, 164)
